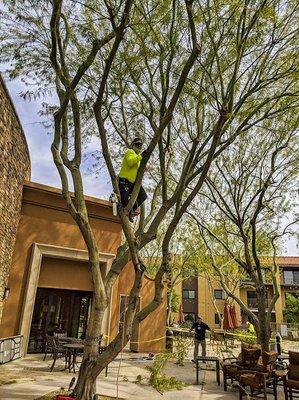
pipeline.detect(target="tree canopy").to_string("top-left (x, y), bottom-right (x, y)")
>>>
top-left (1, 0), bottom-right (299, 395)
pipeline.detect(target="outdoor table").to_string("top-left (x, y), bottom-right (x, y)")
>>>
top-left (64, 343), bottom-right (84, 373)
top-left (196, 356), bottom-right (220, 386)
top-left (210, 330), bottom-right (226, 345)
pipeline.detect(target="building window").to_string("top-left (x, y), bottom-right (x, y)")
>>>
top-left (214, 289), bottom-right (224, 299)
top-left (183, 289), bottom-right (195, 299)
top-left (247, 291), bottom-right (258, 308)
top-left (215, 313), bottom-right (223, 325)
top-left (284, 270), bottom-right (293, 284)
top-left (284, 270), bottom-right (299, 285)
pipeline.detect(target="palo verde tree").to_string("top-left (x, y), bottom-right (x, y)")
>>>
top-left (190, 122), bottom-right (299, 351)
top-left (142, 224), bottom-right (205, 326)
top-left (188, 227), bottom-right (245, 329)
top-left (2, 0), bottom-right (299, 397)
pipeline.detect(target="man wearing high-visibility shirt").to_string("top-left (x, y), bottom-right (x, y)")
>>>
top-left (119, 137), bottom-right (147, 222)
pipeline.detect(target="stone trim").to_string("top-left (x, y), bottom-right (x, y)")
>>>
top-left (19, 243), bottom-right (115, 355)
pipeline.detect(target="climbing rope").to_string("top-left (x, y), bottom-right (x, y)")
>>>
top-left (116, 295), bottom-right (128, 400)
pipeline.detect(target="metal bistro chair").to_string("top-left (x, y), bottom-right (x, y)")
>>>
top-left (43, 334), bottom-right (55, 361)
top-left (44, 335), bottom-right (69, 372)
top-left (63, 336), bottom-right (109, 376)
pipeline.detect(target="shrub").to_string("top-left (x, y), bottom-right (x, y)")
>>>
top-left (174, 336), bottom-right (192, 366)
top-left (146, 353), bottom-right (185, 393)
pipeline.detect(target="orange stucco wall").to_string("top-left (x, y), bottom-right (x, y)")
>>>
top-left (0, 182), bottom-right (167, 352)
top-left (0, 182), bottom-right (121, 337)
top-left (109, 262), bottom-right (166, 352)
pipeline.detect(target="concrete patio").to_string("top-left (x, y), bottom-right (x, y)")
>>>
top-left (0, 348), bottom-right (286, 400)
top-left (0, 355), bottom-right (236, 400)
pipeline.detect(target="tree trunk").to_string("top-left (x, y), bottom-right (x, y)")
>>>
top-left (255, 293), bottom-right (271, 351)
top-left (73, 358), bottom-right (98, 400)
top-left (73, 257), bottom-right (106, 399)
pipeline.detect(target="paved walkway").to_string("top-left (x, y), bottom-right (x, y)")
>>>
top-left (0, 352), bottom-right (285, 399)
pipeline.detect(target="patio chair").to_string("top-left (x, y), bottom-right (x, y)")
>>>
top-left (283, 351), bottom-right (299, 399)
top-left (64, 337), bottom-right (107, 374)
top-left (222, 345), bottom-right (261, 391)
top-left (44, 335), bottom-right (69, 372)
top-left (238, 351), bottom-right (279, 400)
top-left (43, 334), bottom-right (56, 360)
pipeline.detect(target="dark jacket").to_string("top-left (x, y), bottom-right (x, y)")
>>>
top-left (191, 321), bottom-right (210, 341)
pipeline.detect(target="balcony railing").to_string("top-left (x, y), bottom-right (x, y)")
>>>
top-left (283, 279), bottom-right (299, 286)
top-left (247, 298), bottom-right (270, 308)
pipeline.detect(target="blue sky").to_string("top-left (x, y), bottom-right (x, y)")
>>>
top-left (4, 75), bottom-right (112, 199)
top-left (3, 74), bottom-right (298, 255)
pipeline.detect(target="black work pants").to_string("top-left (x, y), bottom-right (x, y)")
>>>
top-left (119, 178), bottom-right (147, 211)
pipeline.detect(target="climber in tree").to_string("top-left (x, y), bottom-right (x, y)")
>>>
top-left (119, 137), bottom-right (147, 222)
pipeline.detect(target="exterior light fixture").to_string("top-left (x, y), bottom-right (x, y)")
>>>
top-left (3, 287), bottom-right (10, 300)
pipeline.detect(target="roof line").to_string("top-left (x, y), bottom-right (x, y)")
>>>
top-left (23, 180), bottom-right (112, 207)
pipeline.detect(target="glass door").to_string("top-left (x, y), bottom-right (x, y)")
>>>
top-left (28, 288), bottom-right (92, 352)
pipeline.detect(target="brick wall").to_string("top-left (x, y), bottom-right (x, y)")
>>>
top-left (0, 75), bottom-right (30, 328)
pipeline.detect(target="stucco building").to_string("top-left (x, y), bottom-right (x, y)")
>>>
top-left (180, 257), bottom-right (299, 333)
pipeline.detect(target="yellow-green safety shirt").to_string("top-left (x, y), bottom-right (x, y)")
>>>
top-left (119, 149), bottom-right (142, 183)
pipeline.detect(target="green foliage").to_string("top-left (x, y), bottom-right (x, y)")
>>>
top-left (231, 330), bottom-right (257, 345)
top-left (170, 291), bottom-right (180, 313)
top-left (284, 292), bottom-right (299, 323)
top-left (180, 319), bottom-right (193, 329)
top-left (146, 353), bottom-right (185, 393)
top-left (174, 336), bottom-right (193, 366)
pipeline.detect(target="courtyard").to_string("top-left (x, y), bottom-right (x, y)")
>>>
top-left (0, 340), bottom-right (295, 400)
top-left (1, 1), bottom-right (299, 399)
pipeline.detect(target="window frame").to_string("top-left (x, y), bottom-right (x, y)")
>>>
top-left (182, 289), bottom-right (196, 299)
top-left (214, 289), bottom-right (224, 300)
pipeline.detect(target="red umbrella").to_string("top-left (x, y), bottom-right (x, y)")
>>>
top-left (178, 303), bottom-right (185, 324)
top-left (223, 303), bottom-right (234, 331)
top-left (230, 304), bottom-right (239, 329)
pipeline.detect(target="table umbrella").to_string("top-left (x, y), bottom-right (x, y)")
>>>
top-left (223, 303), bottom-right (234, 330)
top-left (178, 303), bottom-right (185, 324)
top-left (230, 304), bottom-right (239, 329)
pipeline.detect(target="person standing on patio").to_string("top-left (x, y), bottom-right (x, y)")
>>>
top-left (190, 316), bottom-right (210, 362)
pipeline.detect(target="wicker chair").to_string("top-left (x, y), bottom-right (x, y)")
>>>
top-left (283, 351), bottom-right (299, 399)
top-left (239, 351), bottom-right (279, 400)
top-left (223, 346), bottom-right (262, 391)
